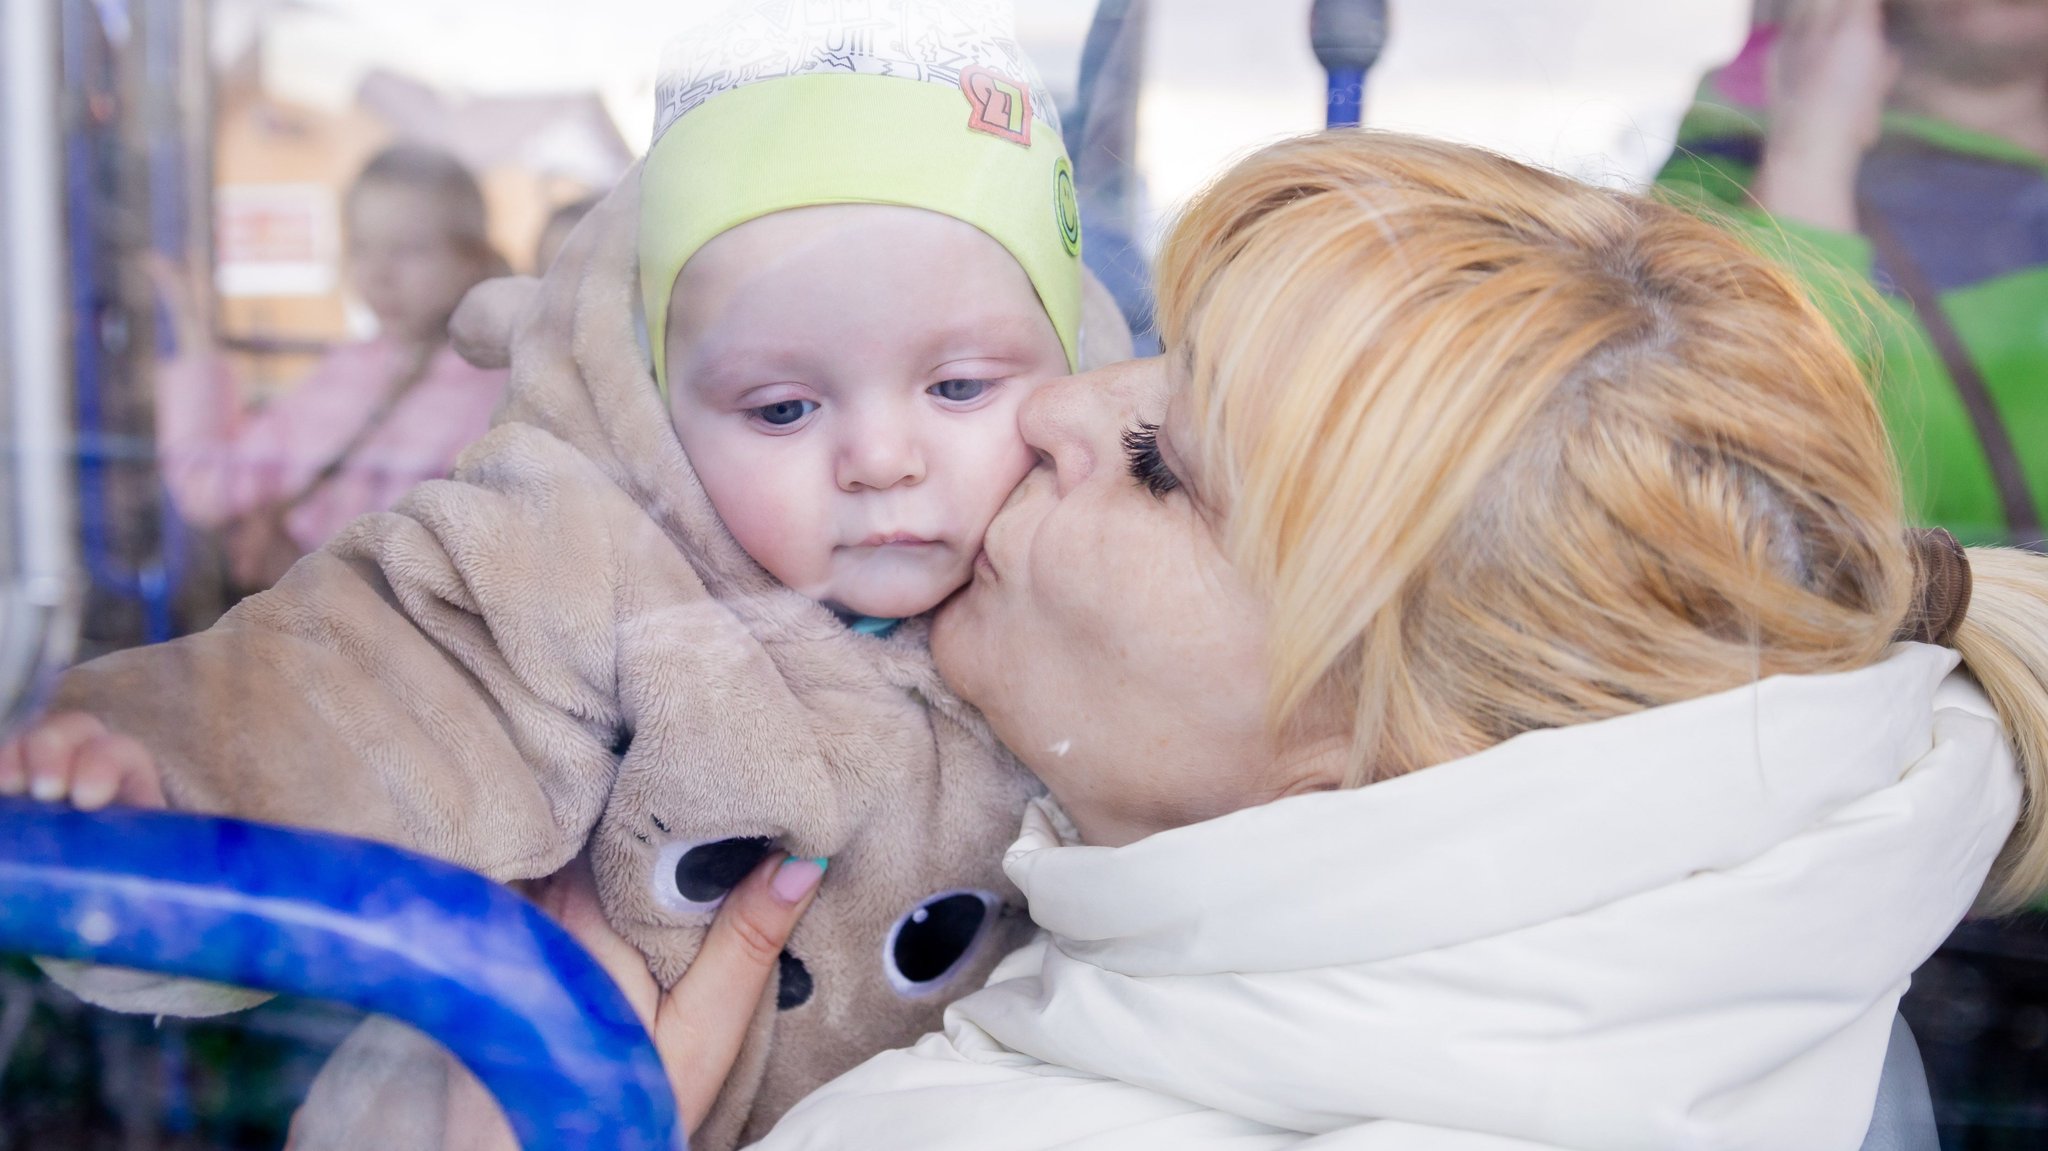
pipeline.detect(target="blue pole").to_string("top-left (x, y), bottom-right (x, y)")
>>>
top-left (61, 0), bottom-right (184, 642)
top-left (1309, 0), bottom-right (1387, 130)
top-left (1325, 67), bottom-right (1364, 128)
top-left (0, 798), bottom-right (683, 1151)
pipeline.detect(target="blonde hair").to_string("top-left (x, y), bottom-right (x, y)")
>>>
top-left (1156, 131), bottom-right (2048, 912)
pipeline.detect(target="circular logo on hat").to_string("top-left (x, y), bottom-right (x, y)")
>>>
top-left (1054, 156), bottom-right (1081, 258)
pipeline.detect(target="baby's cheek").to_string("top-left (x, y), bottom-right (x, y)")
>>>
top-left (694, 452), bottom-right (832, 585)
top-left (728, 498), bottom-right (832, 588)
top-left (958, 423), bottom-right (1040, 534)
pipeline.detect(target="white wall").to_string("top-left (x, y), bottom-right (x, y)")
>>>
top-left (242, 0), bottom-right (1751, 231)
top-left (1134, 0), bottom-right (1750, 248)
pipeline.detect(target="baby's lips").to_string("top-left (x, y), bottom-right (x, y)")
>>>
top-left (850, 530), bottom-right (945, 548)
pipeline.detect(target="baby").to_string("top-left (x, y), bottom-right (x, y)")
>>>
top-left (2, 3), bottom-right (1120, 1147)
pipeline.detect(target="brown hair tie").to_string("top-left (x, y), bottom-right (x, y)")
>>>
top-left (1895, 527), bottom-right (1973, 647)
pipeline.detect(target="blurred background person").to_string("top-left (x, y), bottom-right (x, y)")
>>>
top-left (154, 144), bottom-right (510, 595)
top-left (1660, 7), bottom-right (2048, 1136)
top-left (533, 193), bottom-right (603, 274)
top-left (1659, 0), bottom-right (2048, 546)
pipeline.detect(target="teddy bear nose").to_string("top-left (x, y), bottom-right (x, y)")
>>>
top-left (777, 950), bottom-right (813, 1010)
top-left (674, 835), bottom-right (778, 903)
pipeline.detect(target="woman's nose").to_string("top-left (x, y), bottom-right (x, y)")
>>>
top-left (1018, 358), bottom-right (1165, 496)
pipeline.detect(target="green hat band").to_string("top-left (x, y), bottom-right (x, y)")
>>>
top-left (641, 71), bottom-right (1082, 396)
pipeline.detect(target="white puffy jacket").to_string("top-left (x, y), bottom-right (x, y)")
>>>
top-left (753, 644), bottom-right (2019, 1150)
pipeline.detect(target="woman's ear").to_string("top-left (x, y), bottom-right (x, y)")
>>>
top-left (1273, 669), bottom-right (1358, 794)
top-left (1271, 731), bottom-right (1352, 798)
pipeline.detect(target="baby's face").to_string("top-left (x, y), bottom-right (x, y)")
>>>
top-left (666, 204), bottom-right (1067, 619)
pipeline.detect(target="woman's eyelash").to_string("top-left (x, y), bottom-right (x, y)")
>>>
top-left (1121, 423), bottom-right (1181, 498)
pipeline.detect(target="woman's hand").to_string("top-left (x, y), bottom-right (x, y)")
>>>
top-left (0, 711), bottom-right (166, 811)
top-left (1754, 0), bottom-right (1900, 231)
top-left (442, 848), bottom-right (824, 1148)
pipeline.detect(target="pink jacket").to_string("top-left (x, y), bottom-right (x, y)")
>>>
top-left (156, 339), bottom-right (507, 549)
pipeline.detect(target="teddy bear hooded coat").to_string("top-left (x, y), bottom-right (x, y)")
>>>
top-left (46, 172), bottom-right (1049, 1150)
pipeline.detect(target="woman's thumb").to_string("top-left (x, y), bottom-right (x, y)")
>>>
top-left (657, 852), bottom-right (826, 1134)
top-left (714, 856), bottom-right (825, 969)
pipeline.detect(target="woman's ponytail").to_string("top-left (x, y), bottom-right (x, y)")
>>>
top-left (1952, 547), bottom-right (2048, 913)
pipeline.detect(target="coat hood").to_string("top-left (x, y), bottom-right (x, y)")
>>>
top-left (451, 167), bottom-right (781, 609)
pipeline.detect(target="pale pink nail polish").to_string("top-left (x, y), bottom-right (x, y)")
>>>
top-left (771, 857), bottom-right (827, 904)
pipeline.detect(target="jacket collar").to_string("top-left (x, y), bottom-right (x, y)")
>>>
top-left (1003, 643), bottom-right (2007, 978)
top-left (951, 644), bottom-right (2018, 1143)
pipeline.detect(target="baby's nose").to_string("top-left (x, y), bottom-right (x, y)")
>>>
top-left (836, 427), bottom-right (926, 492)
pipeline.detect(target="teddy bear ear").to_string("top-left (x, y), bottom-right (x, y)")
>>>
top-left (449, 275), bottom-right (542, 370)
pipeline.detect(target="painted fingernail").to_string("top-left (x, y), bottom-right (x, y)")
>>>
top-left (73, 777), bottom-right (114, 810)
top-left (770, 857), bottom-right (828, 904)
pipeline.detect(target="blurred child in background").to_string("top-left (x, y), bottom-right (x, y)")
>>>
top-left (155, 143), bottom-right (510, 592)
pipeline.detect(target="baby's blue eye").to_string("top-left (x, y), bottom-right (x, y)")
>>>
top-left (931, 378), bottom-right (993, 403)
top-left (753, 399), bottom-right (817, 426)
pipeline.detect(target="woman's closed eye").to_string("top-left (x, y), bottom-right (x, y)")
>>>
top-left (1122, 422), bottom-right (1181, 498)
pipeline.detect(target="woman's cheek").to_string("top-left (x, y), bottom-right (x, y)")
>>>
top-left (1029, 514), bottom-right (1105, 621)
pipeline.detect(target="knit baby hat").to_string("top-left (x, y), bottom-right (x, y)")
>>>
top-left (640, 0), bottom-right (1083, 395)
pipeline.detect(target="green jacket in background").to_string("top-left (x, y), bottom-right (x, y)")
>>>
top-left (1658, 93), bottom-right (2048, 545)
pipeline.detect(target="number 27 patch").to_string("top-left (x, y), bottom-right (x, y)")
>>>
top-left (960, 66), bottom-right (1031, 146)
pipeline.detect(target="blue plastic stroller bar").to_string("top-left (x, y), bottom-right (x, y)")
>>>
top-left (0, 797), bottom-right (682, 1151)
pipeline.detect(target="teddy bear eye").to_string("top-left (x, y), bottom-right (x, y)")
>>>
top-left (653, 835), bottom-right (777, 912)
top-left (884, 890), bottom-right (998, 997)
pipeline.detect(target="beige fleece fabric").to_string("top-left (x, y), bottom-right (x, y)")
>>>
top-left (46, 170), bottom-right (1093, 1149)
